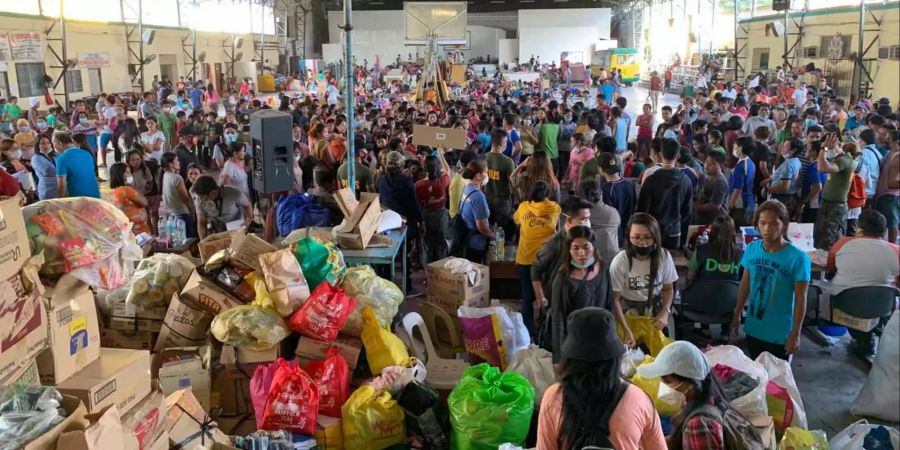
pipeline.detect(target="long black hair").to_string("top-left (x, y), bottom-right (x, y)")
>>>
top-left (558, 357), bottom-right (623, 449)
top-left (708, 214), bottom-right (741, 265)
top-left (624, 213), bottom-right (665, 303)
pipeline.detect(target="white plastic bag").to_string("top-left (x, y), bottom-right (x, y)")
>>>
top-left (829, 420), bottom-right (900, 450)
top-left (506, 346), bottom-right (555, 405)
top-left (756, 351), bottom-right (808, 429)
top-left (620, 348), bottom-right (646, 378)
top-left (851, 311), bottom-right (900, 422)
top-left (458, 304), bottom-right (531, 370)
top-left (705, 345), bottom-right (769, 420)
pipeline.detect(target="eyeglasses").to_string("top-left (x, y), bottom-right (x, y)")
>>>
top-left (629, 235), bottom-right (654, 244)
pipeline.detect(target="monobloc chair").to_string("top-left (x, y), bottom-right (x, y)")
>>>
top-left (401, 312), bottom-right (470, 390)
top-left (830, 286), bottom-right (899, 331)
top-left (419, 301), bottom-right (467, 358)
top-left (679, 280), bottom-right (741, 324)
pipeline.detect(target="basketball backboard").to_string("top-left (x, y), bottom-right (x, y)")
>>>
top-left (404, 1), bottom-right (467, 45)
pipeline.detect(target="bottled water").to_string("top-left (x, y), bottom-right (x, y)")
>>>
top-left (496, 227), bottom-right (505, 260)
top-left (159, 215), bottom-right (170, 247)
top-left (175, 216), bottom-right (186, 246)
top-left (166, 214), bottom-right (177, 248)
top-left (698, 230), bottom-right (709, 246)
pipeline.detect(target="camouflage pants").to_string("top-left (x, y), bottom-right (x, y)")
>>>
top-left (814, 200), bottom-right (848, 250)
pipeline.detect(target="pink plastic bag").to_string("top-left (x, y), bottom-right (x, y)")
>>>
top-left (261, 359), bottom-right (319, 435)
top-left (288, 282), bottom-right (357, 342)
top-left (250, 358), bottom-right (299, 425)
top-left (305, 347), bottom-right (350, 418)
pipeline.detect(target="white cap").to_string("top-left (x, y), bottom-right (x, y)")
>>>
top-left (636, 341), bottom-right (711, 380)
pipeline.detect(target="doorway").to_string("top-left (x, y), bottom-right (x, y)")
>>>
top-left (88, 68), bottom-right (102, 95)
top-left (158, 54), bottom-right (178, 85)
top-left (214, 62), bottom-right (224, 94)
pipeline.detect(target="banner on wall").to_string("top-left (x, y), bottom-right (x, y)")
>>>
top-left (77, 53), bottom-right (111, 68)
top-left (0, 35), bottom-right (11, 62)
top-left (7, 33), bottom-right (43, 62)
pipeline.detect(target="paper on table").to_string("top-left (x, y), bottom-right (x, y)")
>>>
top-left (377, 209), bottom-right (403, 232)
top-left (787, 222), bottom-right (814, 252)
top-left (225, 219), bottom-right (244, 231)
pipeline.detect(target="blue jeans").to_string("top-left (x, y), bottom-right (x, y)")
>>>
top-left (98, 133), bottom-right (112, 157)
top-left (518, 264), bottom-right (535, 334)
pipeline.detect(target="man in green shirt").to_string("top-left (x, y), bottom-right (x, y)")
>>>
top-left (156, 100), bottom-right (178, 148)
top-left (485, 128), bottom-right (516, 238)
top-left (337, 147), bottom-right (374, 193)
top-left (2, 96), bottom-right (22, 126)
top-left (814, 134), bottom-right (854, 250)
top-left (537, 113), bottom-right (560, 174)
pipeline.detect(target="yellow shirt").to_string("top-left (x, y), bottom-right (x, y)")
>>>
top-left (448, 173), bottom-right (466, 218)
top-left (514, 199), bottom-right (561, 265)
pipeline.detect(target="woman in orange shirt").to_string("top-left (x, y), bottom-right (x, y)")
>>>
top-left (108, 162), bottom-right (149, 234)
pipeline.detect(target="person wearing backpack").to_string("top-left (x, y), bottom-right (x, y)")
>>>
top-left (536, 307), bottom-right (666, 450)
top-left (637, 341), bottom-right (765, 450)
top-left (450, 158), bottom-right (495, 263)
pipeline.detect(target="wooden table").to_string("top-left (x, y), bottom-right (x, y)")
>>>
top-left (341, 226), bottom-right (408, 294)
top-left (487, 245), bottom-right (520, 300)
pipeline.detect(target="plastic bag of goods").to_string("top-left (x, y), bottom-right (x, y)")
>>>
top-left (250, 359), bottom-right (287, 425)
top-left (851, 311), bottom-right (900, 422)
top-left (448, 363), bottom-right (535, 450)
top-left (361, 307), bottom-right (410, 374)
top-left (339, 265), bottom-right (404, 336)
top-left (125, 253), bottom-right (195, 312)
top-left (458, 303), bottom-right (530, 370)
top-left (756, 351), bottom-right (808, 435)
top-left (506, 346), bottom-right (554, 406)
top-left (398, 381), bottom-right (450, 450)
top-left (259, 248), bottom-right (311, 316)
top-left (305, 346), bottom-right (350, 418)
top-left (829, 421), bottom-right (900, 450)
top-left (288, 281), bottom-right (357, 342)
top-left (704, 345), bottom-right (769, 420)
top-left (291, 236), bottom-right (346, 290)
top-left (24, 197), bottom-right (142, 289)
top-left (211, 304), bottom-right (291, 351)
top-left (341, 385), bottom-right (406, 450)
top-left (616, 315), bottom-right (673, 357)
top-left (778, 428), bottom-right (829, 450)
top-left (260, 358), bottom-right (320, 435)
top-left (0, 385), bottom-right (67, 449)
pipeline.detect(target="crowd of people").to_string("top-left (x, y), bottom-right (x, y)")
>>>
top-left (1, 60), bottom-right (899, 449)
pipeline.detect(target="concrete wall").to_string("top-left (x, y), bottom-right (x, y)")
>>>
top-left (517, 8), bottom-right (611, 65)
top-left (465, 25), bottom-right (506, 61)
top-left (498, 38), bottom-right (519, 68)
top-left (736, 3), bottom-right (900, 100)
top-left (0, 12), bottom-right (257, 107)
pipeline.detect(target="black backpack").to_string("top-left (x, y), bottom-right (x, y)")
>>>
top-left (568, 382), bottom-right (630, 450)
top-left (448, 190), bottom-right (476, 257)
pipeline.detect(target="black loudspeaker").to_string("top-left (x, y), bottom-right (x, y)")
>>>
top-left (773, 0), bottom-right (791, 11)
top-left (250, 110), bottom-right (294, 194)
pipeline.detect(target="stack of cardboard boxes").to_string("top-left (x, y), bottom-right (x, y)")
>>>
top-left (423, 257), bottom-right (490, 353)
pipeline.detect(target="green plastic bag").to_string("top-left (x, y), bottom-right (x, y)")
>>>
top-left (448, 363), bottom-right (535, 450)
top-left (778, 427), bottom-right (829, 450)
top-left (291, 236), bottom-right (346, 291)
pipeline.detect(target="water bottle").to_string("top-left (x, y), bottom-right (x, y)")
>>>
top-left (698, 230), bottom-right (709, 246)
top-left (159, 215), bottom-right (170, 247)
top-left (167, 214), bottom-right (177, 248)
top-left (176, 217), bottom-right (186, 246)
top-left (496, 227), bottom-right (505, 261)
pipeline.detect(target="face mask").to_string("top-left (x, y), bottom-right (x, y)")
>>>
top-left (524, 119), bottom-right (532, 126)
top-left (225, 134), bottom-right (238, 143)
top-left (37, 123), bottom-right (47, 130)
top-left (9, 149), bottom-right (22, 160)
top-left (571, 257), bottom-right (596, 270)
top-left (19, 127), bottom-right (29, 133)
top-left (658, 382), bottom-right (687, 407)
top-left (804, 119), bottom-right (817, 127)
top-left (125, 175), bottom-right (134, 185)
top-left (732, 148), bottom-right (742, 159)
top-left (824, 148), bottom-right (839, 160)
top-left (480, 175), bottom-right (489, 186)
top-left (79, 117), bottom-right (89, 124)
top-left (294, 155), bottom-right (301, 163)
top-left (633, 244), bottom-right (655, 256)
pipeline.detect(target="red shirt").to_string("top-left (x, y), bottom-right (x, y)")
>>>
top-left (637, 113), bottom-right (654, 140)
top-left (415, 174), bottom-right (450, 210)
top-left (0, 169), bottom-right (20, 197)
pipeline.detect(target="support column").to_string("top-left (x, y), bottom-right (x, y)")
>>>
top-left (342, 0), bottom-right (355, 195)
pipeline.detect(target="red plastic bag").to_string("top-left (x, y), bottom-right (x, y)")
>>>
top-left (261, 359), bottom-right (320, 435)
top-left (250, 359), bottom-right (290, 425)
top-left (288, 282), bottom-right (357, 342)
top-left (305, 346), bottom-right (350, 418)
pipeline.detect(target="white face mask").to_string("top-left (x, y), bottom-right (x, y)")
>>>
top-left (125, 175), bottom-right (134, 185)
top-left (732, 148), bottom-right (742, 159)
top-left (9, 149), bottom-right (22, 160)
top-left (824, 148), bottom-right (839, 160)
top-left (658, 381), bottom-right (687, 408)
top-left (480, 174), bottom-right (489, 186)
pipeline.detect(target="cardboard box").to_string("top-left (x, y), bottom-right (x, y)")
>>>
top-left (220, 344), bottom-right (281, 366)
top-left (213, 345), bottom-right (280, 416)
top-left (57, 348), bottom-right (152, 415)
top-left (121, 390), bottom-right (166, 450)
top-left (100, 328), bottom-right (157, 351)
top-left (126, 431), bottom-right (169, 450)
top-left (0, 265), bottom-right (49, 381)
top-left (198, 231), bottom-right (277, 272)
top-left (154, 293), bottom-right (211, 352)
top-left (0, 357), bottom-right (39, 387)
top-left (412, 124), bottom-right (467, 150)
top-left (198, 231), bottom-right (237, 263)
top-left (21, 394), bottom-right (88, 450)
top-left (36, 275), bottom-right (101, 385)
top-left (751, 415), bottom-right (777, 450)
top-left (165, 389), bottom-right (230, 449)
top-left (156, 346), bottom-right (212, 411)
top-left (425, 258), bottom-right (490, 313)
top-left (0, 193), bottom-right (30, 281)
top-left (333, 189), bottom-right (382, 249)
top-left (56, 405), bottom-right (126, 450)
top-left (180, 270), bottom-right (245, 316)
top-left (110, 302), bottom-right (167, 333)
top-left (215, 413), bottom-right (256, 437)
top-left (295, 334), bottom-right (362, 370)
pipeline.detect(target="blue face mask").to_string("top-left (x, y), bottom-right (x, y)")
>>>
top-left (571, 257), bottom-right (596, 270)
top-left (804, 119), bottom-right (817, 128)
top-left (225, 134), bottom-right (238, 143)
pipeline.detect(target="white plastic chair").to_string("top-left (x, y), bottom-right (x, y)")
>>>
top-left (401, 312), bottom-right (470, 390)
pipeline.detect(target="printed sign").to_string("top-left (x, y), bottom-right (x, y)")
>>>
top-left (8, 33), bottom-right (43, 62)
top-left (77, 52), bottom-right (111, 68)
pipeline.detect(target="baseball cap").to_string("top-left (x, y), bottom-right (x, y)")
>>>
top-left (560, 308), bottom-right (624, 362)
top-left (636, 340), bottom-right (711, 380)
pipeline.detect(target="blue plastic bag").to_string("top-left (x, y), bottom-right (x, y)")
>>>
top-left (276, 193), bottom-right (330, 237)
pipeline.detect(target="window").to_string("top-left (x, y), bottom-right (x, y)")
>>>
top-left (65, 69), bottom-right (84, 93)
top-left (758, 51), bottom-right (770, 70)
top-left (0, 71), bottom-right (9, 99)
top-left (15, 62), bottom-right (45, 98)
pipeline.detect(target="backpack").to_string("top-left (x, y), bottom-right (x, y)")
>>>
top-left (848, 160), bottom-right (867, 209)
top-left (448, 190), bottom-right (476, 257)
top-left (275, 192), bottom-right (330, 237)
top-left (684, 404), bottom-right (766, 450)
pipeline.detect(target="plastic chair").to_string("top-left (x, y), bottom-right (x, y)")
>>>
top-left (679, 280), bottom-right (740, 325)
top-left (419, 301), bottom-right (466, 358)
top-left (401, 312), bottom-right (470, 390)
top-left (830, 286), bottom-right (899, 331)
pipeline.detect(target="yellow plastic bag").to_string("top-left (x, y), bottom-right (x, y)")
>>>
top-left (315, 415), bottom-right (343, 450)
top-left (361, 307), bottom-right (410, 374)
top-left (778, 427), bottom-right (829, 450)
top-left (630, 356), bottom-right (682, 417)
top-left (341, 385), bottom-right (406, 450)
top-left (616, 315), bottom-right (673, 356)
